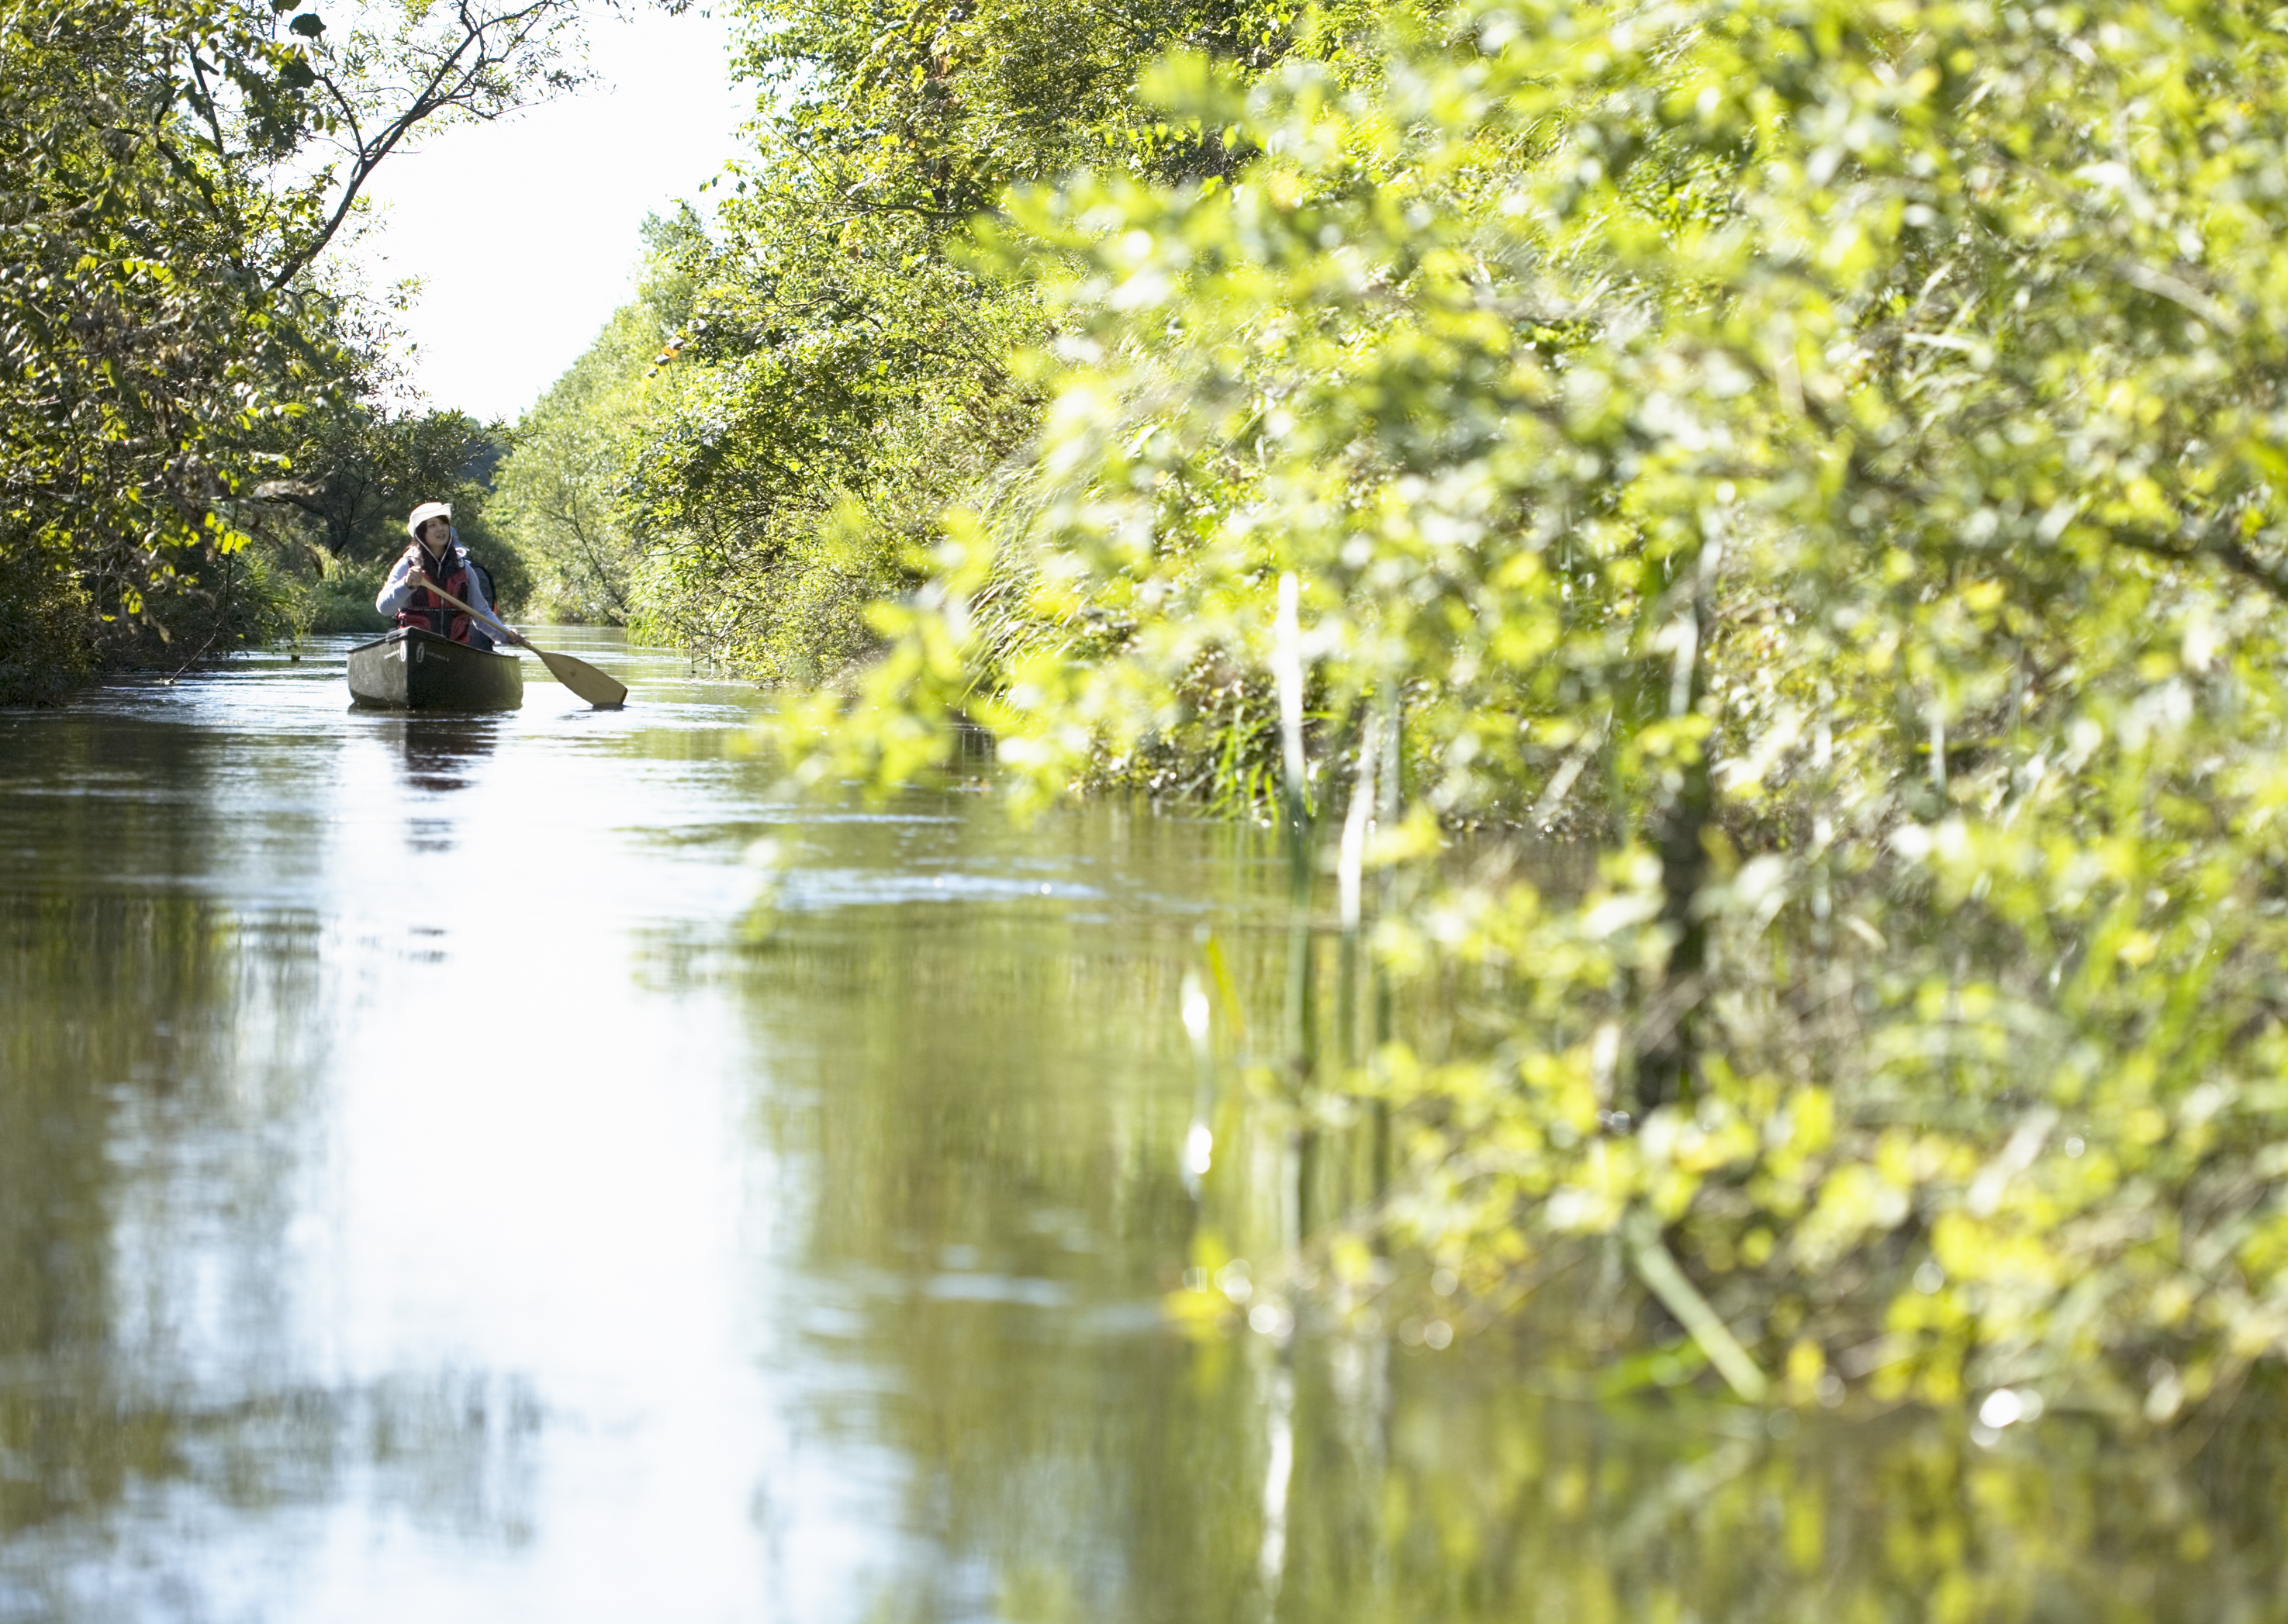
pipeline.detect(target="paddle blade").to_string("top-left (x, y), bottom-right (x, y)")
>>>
top-left (534, 645), bottom-right (627, 708)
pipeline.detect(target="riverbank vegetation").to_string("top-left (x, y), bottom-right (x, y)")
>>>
top-left (244, 403), bottom-right (526, 636)
top-left (1, 0), bottom-right (572, 701)
top-left (505, 0), bottom-right (2288, 1426)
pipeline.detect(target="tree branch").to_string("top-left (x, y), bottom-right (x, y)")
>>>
top-left (2111, 525), bottom-right (2288, 604)
top-left (268, 0), bottom-right (578, 289)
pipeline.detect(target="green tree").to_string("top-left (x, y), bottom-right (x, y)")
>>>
top-left (604, 0), bottom-right (1293, 678)
top-left (797, 0), bottom-right (2288, 1421)
top-left (490, 309), bottom-right (655, 624)
top-left (255, 406), bottom-right (510, 563)
top-left (0, 0), bottom-right (586, 695)
top-left (488, 213), bottom-right (712, 626)
top-left (240, 403), bottom-right (527, 631)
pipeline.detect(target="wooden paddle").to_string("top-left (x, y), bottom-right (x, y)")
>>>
top-left (409, 575), bottom-right (628, 709)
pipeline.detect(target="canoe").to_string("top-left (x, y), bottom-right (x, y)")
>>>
top-left (346, 627), bottom-right (524, 710)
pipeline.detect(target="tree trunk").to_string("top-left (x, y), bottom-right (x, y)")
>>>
top-left (1632, 527), bottom-right (1719, 1113)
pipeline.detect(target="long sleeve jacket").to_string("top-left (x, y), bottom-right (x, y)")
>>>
top-left (375, 541), bottom-right (504, 646)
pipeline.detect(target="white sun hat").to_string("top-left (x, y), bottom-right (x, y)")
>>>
top-left (406, 500), bottom-right (454, 541)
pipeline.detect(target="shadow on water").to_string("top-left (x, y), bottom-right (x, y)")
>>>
top-left (375, 712), bottom-right (503, 798)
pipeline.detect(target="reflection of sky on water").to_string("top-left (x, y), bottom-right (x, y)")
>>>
top-left (0, 635), bottom-right (1282, 1622)
top-left (4, 636), bottom-right (2283, 1623)
top-left (775, 870), bottom-right (1109, 909)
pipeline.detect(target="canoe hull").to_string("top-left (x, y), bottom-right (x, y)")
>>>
top-left (347, 628), bottom-right (524, 710)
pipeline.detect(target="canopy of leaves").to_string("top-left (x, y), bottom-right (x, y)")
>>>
top-left (254, 406), bottom-right (508, 561)
top-left (488, 216), bottom-right (709, 626)
top-left (0, 0), bottom-right (585, 693)
top-left (765, 0), bottom-right (2288, 1423)
top-left (468, 0), bottom-right (2288, 1421)
top-left (520, 0), bottom-right (1295, 676)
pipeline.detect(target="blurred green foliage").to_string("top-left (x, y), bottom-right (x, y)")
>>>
top-left (389, 0), bottom-right (2288, 1420)
top-left (729, 863), bottom-right (2288, 1624)
top-left (662, 0), bottom-right (2288, 1425)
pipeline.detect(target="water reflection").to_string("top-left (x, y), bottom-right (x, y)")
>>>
top-left (729, 890), bottom-right (2288, 1623)
top-left (0, 638), bottom-right (2283, 1622)
top-left (383, 713), bottom-right (502, 798)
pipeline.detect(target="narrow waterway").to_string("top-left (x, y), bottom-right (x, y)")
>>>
top-left (2, 636), bottom-right (2281, 1622)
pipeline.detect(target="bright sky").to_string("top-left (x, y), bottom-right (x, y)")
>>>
top-left (344, 5), bottom-right (754, 423)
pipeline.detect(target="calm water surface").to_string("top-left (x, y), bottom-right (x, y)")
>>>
top-left (3, 634), bottom-right (2283, 1622)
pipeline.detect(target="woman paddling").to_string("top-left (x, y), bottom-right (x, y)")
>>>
top-left (375, 501), bottom-right (510, 650)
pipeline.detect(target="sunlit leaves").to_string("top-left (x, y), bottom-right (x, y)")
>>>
top-left (2, 0), bottom-right (585, 687)
top-left (755, 0), bottom-right (2288, 1415)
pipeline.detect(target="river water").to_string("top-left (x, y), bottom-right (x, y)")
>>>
top-left (2, 634), bottom-right (2283, 1622)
